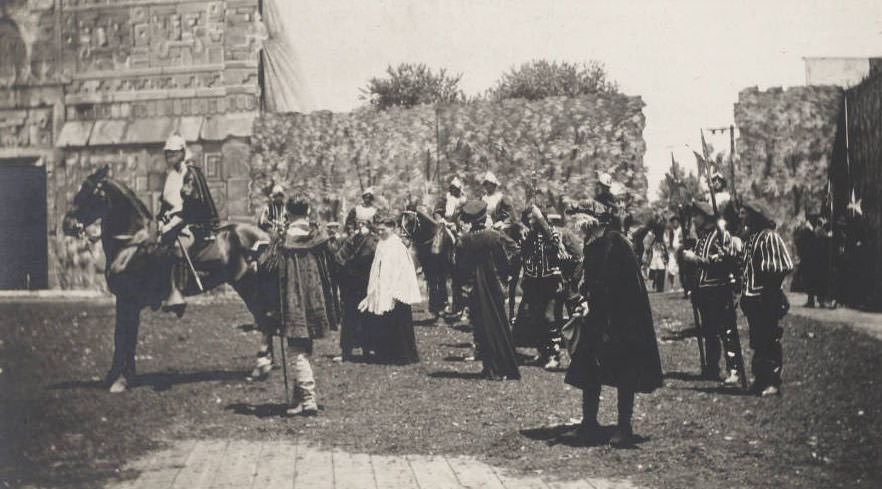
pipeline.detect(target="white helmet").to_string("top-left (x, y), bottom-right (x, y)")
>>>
top-left (482, 171), bottom-right (500, 186)
top-left (597, 171), bottom-right (613, 188)
top-left (449, 177), bottom-right (463, 189)
top-left (271, 184), bottom-right (285, 197)
top-left (163, 134), bottom-right (187, 152)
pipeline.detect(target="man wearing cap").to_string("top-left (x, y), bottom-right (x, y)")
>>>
top-left (682, 201), bottom-right (744, 384)
top-left (433, 177), bottom-right (467, 226)
top-left (454, 200), bottom-right (521, 380)
top-left (258, 184), bottom-right (288, 234)
top-left (157, 134), bottom-right (195, 315)
top-left (710, 172), bottom-right (740, 234)
top-left (480, 171), bottom-right (513, 229)
top-left (565, 203), bottom-right (662, 447)
top-left (738, 202), bottom-right (793, 396)
top-left (345, 188), bottom-right (378, 233)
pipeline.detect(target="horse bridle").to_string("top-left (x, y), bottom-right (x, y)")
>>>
top-left (400, 210), bottom-right (421, 240)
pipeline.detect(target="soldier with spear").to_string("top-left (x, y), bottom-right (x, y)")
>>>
top-left (682, 131), bottom-right (748, 389)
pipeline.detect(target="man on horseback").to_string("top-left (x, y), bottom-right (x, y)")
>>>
top-left (480, 171), bottom-right (514, 230)
top-left (433, 177), bottom-right (467, 228)
top-left (345, 188), bottom-right (378, 233)
top-left (433, 177), bottom-right (467, 318)
top-left (157, 134), bottom-right (194, 316)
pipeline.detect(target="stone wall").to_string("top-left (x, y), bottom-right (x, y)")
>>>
top-left (0, 0), bottom-right (263, 290)
top-left (251, 94), bottom-right (647, 221)
top-left (734, 85), bottom-right (843, 235)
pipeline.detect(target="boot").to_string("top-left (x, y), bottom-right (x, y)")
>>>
top-left (286, 354), bottom-right (318, 416)
top-left (577, 386), bottom-right (604, 445)
top-left (611, 389), bottom-right (635, 448)
top-left (162, 264), bottom-right (187, 318)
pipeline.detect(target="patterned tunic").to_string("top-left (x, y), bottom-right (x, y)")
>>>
top-left (695, 228), bottom-right (735, 288)
top-left (740, 228), bottom-right (793, 297)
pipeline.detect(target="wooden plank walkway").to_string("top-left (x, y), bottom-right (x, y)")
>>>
top-left (106, 440), bottom-right (641, 489)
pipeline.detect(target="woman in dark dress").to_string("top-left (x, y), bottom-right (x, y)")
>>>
top-left (359, 212), bottom-right (422, 365)
top-left (455, 200), bottom-right (521, 380)
top-left (565, 213), bottom-right (663, 447)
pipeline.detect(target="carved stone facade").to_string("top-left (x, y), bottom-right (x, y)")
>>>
top-left (0, 0), bottom-right (264, 290)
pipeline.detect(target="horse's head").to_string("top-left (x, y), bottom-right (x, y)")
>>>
top-left (62, 165), bottom-right (111, 238)
top-left (400, 210), bottom-right (421, 239)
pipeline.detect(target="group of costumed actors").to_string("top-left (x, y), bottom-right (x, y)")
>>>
top-left (256, 197), bottom-right (421, 415)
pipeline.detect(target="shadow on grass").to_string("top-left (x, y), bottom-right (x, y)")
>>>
top-left (225, 402), bottom-right (326, 418)
top-left (414, 317), bottom-right (440, 327)
top-left (428, 370), bottom-right (485, 380)
top-left (451, 324), bottom-right (472, 333)
top-left (520, 423), bottom-right (650, 448)
top-left (663, 370), bottom-right (707, 382)
top-left (687, 385), bottom-right (753, 397)
top-left (50, 370), bottom-right (251, 392)
top-left (659, 327), bottom-right (699, 342)
top-left (441, 342), bottom-right (473, 348)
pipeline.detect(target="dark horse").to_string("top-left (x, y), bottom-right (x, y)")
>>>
top-left (400, 208), bottom-right (456, 317)
top-left (62, 166), bottom-right (271, 393)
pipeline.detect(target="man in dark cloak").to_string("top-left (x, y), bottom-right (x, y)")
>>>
top-left (565, 210), bottom-right (663, 447)
top-left (329, 221), bottom-right (378, 361)
top-left (455, 200), bottom-right (521, 380)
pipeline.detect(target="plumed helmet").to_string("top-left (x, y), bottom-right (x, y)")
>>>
top-left (163, 133), bottom-right (187, 152)
top-left (482, 171), bottom-right (500, 186)
top-left (271, 184), bottom-right (285, 197)
top-left (460, 199), bottom-right (487, 224)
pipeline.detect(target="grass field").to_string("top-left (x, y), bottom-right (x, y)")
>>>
top-left (1, 292), bottom-right (880, 488)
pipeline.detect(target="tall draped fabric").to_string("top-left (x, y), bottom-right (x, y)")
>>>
top-left (455, 229), bottom-right (521, 380)
top-left (262, 0), bottom-right (314, 112)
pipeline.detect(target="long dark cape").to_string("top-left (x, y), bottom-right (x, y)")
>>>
top-left (565, 229), bottom-right (663, 393)
top-left (456, 229), bottom-right (521, 379)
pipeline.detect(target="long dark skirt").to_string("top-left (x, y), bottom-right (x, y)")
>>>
top-left (364, 302), bottom-right (420, 365)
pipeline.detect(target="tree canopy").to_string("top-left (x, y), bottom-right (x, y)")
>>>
top-left (487, 59), bottom-right (619, 101)
top-left (656, 155), bottom-right (704, 217)
top-left (361, 63), bottom-right (465, 110)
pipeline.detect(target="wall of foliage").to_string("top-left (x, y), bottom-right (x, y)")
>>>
top-left (250, 94), bottom-right (647, 221)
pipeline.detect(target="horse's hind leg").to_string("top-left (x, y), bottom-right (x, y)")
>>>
top-left (249, 333), bottom-right (274, 380)
top-left (107, 298), bottom-right (141, 393)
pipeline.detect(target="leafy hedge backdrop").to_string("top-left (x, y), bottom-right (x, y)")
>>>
top-left (250, 94), bottom-right (647, 221)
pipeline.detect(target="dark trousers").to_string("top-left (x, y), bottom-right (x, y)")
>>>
top-left (582, 382), bottom-right (634, 428)
top-left (519, 278), bottom-right (562, 360)
top-left (649, 269), bottom-right (665, 292)
top-left (696, 285), bottom-right (743, 375)
top-left (741, 295), bottom-right (784, 388)
top-left (426, 269), bottom-right (449, 314)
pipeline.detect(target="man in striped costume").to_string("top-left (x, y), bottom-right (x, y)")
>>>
top-left (738, 202), bottom-right (793, 396)
top-left (682, 202), bottom-right (744, 384)
top-left (258, 184), bottom-right (288, 234)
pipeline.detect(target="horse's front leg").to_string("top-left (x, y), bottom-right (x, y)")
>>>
top-left (107, 297), bottom-right (141, 393)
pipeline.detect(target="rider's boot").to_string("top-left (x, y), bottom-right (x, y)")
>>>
top-left (162, 263), bottom-right (187, 318)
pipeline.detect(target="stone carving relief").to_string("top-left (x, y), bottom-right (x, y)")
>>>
top-left (0, 107), bottom-right (53, 147)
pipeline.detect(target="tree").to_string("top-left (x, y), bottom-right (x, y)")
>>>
top-left (361, 63), bottom-right (465, 110)
top-left (657, 155), bottom-right (703, 217)
top-left (487, 59), bottom-right (619, 101)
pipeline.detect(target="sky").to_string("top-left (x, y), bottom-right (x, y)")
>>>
top-left (275, 0), bottom-right (882, 199)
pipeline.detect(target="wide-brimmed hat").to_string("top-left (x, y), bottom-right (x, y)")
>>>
top-left (461, 199), bottom-right (487, 223)
top-left (742, 201), bottom-right (777, 229)
top-left (482, 171), bottom-right (500, 186)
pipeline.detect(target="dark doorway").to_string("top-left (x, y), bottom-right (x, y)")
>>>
top-left (0, 160), bottom-right (48, 289)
